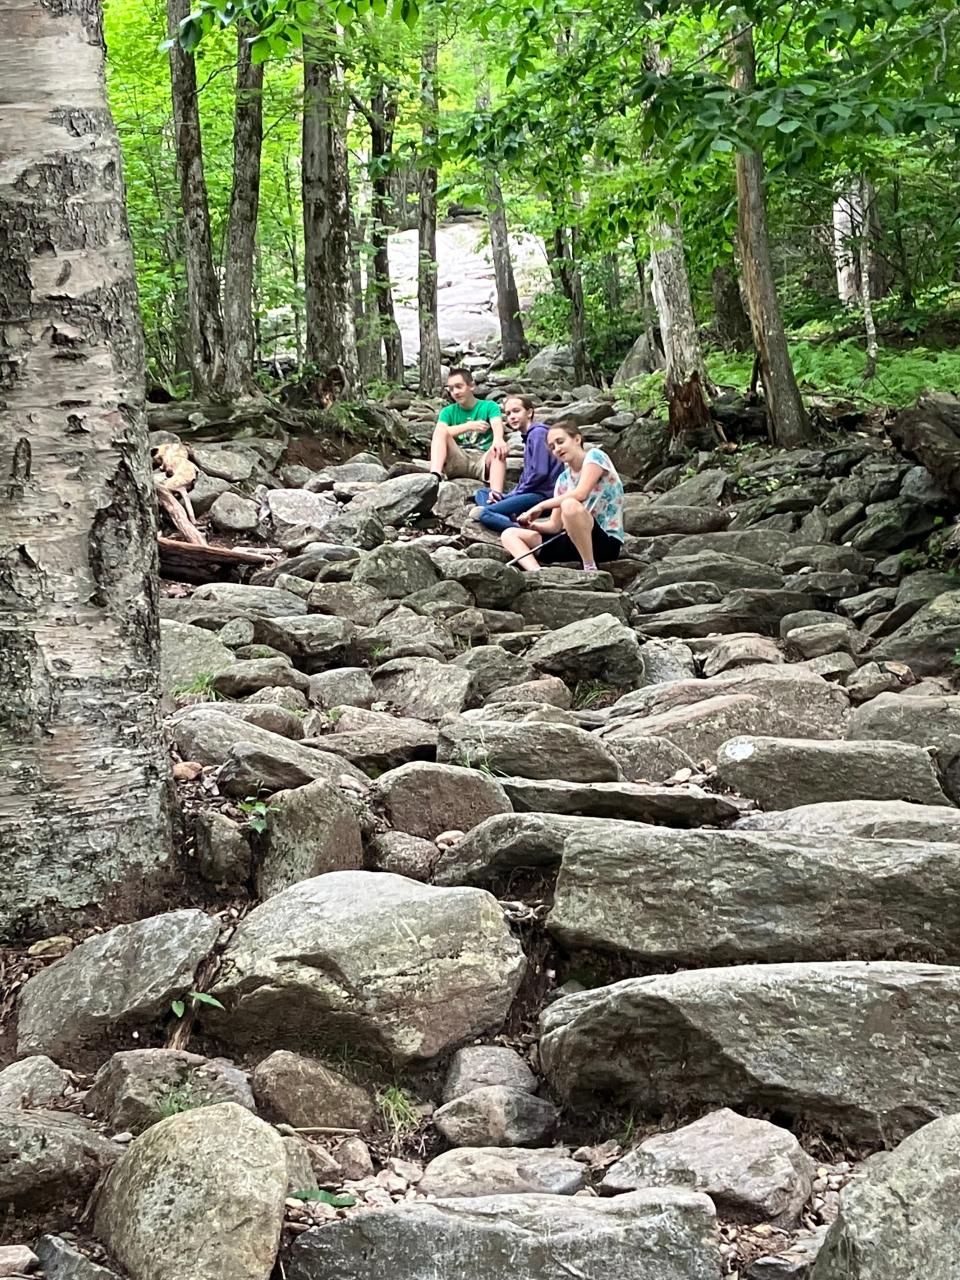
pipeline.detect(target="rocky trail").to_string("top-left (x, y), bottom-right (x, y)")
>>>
top-left (5, 375), bottom-right (960, 1280)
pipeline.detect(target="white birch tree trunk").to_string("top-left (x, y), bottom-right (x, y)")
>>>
top-left (0, 0), bottom-right (174, 941)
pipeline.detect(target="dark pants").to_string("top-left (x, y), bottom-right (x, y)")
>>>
top-left (474, 488), bottom-right (549, 533)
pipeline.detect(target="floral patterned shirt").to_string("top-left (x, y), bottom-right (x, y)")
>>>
top-left (554, 447), bottom-right (625, 541)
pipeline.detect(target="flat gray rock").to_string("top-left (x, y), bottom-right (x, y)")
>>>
top-left (370, 761), bottom-right (512, 840)
top-left (86, 1048), bottom-right (254, 1134)
top-left (443, 1045), bottom-right (537, 1102)
top-left (0, 1056), bottom-right (70, 1109)
top-left (256, 780), bottom-right (364, 898)
top-left (159, 620), bottom-right (235, 697)
top-left (547, 823), bottom-right (960, 965)
top-left (502, 777), bottom-right (738, 827)
top-left (437, 718), bottom-right (621, 783)
top-left (525, 613), bottom-right (644, 686)
top-left (0, 1109), bottom-right (118, 1204)
top-left (433, 1086), bottom-right (557, 1147)
top-left (190, 582), bottom-right (307, 616)
top-left (541, 961), bottom-right (960, 1142)
top-left (736, 799), bottom-right (960, 842)
top-left (716, 735), bottom-right (950, 809)
top-left (419, 1147), bottom-right (585, 1198)
top-left (287, 1188), bottom-right (719, 1280)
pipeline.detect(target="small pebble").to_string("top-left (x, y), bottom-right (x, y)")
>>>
top-left (111, 1131), bottom-right (134, 1144)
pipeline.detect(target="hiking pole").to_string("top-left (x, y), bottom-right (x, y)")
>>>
top-left (504, 494), bottom-right (600, 569)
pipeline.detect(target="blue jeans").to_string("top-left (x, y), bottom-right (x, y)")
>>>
top-left (474, 488), bottom-right (549, 533)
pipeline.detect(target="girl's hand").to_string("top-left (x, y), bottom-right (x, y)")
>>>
top-left (518, 505), bottom-right (543, 526)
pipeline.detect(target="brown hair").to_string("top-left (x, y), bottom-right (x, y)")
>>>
top-left (548, 417), bottom-right (583, 442)
top-left (503, 394), bottom-right (536, 414)
top-left (446, 367), bottom-right (475, 385)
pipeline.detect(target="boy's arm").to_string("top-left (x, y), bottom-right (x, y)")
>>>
top-left (488, 412), bottom-right (508, 460)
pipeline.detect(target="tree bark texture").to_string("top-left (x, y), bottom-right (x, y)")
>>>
top-left (833, 179), bottom-right (862, 306)
top-left (731, 23), bottom-right (810, 446)
top-left (166, 0), bottom-right (225, 396)
top-left (222, 24), bottom-right (263, 397)
top-left (859, 177), bottom-right (880, 380)
top-left (475, 87), bottom-right (528, 365)
top-left (303, 40), bottom-right (359, 393)
top-left (417, 35), bottom-right (442, 394)
top-left (0, 0), bottom-right (174, 941)
top-left (549, 217), bottom-right (588, 385)
top-left (649, 212), bottom-right (714, 435)
top-left (369, 83), bottom-right (404, 384)
top-left (711, 264), bottom-right (752, 350)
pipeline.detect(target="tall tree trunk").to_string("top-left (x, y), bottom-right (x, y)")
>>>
top-left (0, 0), bottom-right (173, 941)
top-left (166, 0), bottom-right (225, 396)
top-left (418, 33), bottom-right (442, 394)
top-left (650, 210), bottom-right (715, 435)
top-left (859, 177), bottom-right (880, 380)
top-left (549, 215), bottom-right (588, 384)
top-left (222, 24), bottom-right (263, 397)
top-left (280, 147), bottom-right (304, 367)
top-left (833, 179), bottom-right (862, 306)
top-left (303, 38), bottom-right (359, 394)
top-left (730, 21), bottom-right (809, 446)
top-left (712, 264), bottom-right (752, 350)
top-left (369, 83), bottom-right (404, 384)
top-left (476, 85), bottom-right (528, 365)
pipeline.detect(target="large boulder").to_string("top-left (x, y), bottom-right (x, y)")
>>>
top-left (208, 871), bottom-right (525, 1061)
top-left (886, 392), bottom-right (960, 499)
top-left (525, 614), bottom-right (644, 686)
top-left (437, 718), bottom-right (621, 783)
top-left (546, 822), bottom-right (960, 965)
top-left (502, 777), bottom-right (738, 827)
top-left (433, 813), bottom-right (577, 887)
top-left (0, 1056), bottom-right (70, 1109)
top-left (372, 656), bottom-right (473, 720)
top-left (601, 694), bottom-right (787, 764)
top-left (369, 762), bottom-right (512, 840)
top-left (846, 693), bottom-right (960, 800)
top-left (0, 1110), bottom-right (118, 1205)
top-left (314, 705), bottom-right (437, 771)
top-left (623, 500), bottom-right (729, 537)
top-left (871, 591), bottom-right (960, 675)
top-left (540, 961), bottom-right (960, 1142)
top-left (159, 621), bottom-right (235, 697)
top-left (287, 1189), bottom-right (719, 1280)
top-left (17, 910), bottom-right (218, 1060)
top-left (353, 543), bottom-right (442, 598)
top-left (630, 552), bottom-right (783, 594)
top-left (433, 1086), bottom-right (557, 1148)
top-left (190, 582), bottom-right (307, 616)
top-left (248, 615), bottom-right (355, 672)
top-left (443, 1045), bottom-right (537, 1101)
top-left (811, 1113), bottom-right (960, 1280)
top-left (602, 1108), bottom-right (814, 1227)
top-left (716, 736), bottom-right (950, 809)
top-left (525, 343), bottom-right (576, 384)
top-left (256, 780), bottom-right (364, 898)
top-left (95, 1103), bottom-right (286, 1280)
top-left (251, 1050), bottom-right (375, 1131)
top-left (518, 588), bottom-right (628, 629)
top-left (347, 473), bottom-right (438, 525)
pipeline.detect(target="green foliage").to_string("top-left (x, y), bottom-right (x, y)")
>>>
top-left (290, 1188), bottom-right (359, 1206)
top-left (376, 1083), bottom-right (420, 1142)
top-left (170, 990), bottom-right (226, 1018)
top-left (157, 1085), bottom-right (202, 1118)
top-left (172, 672), bottom-right (226, 700)
top-left (237, 796), bottom-right (273, 833)
top-left (571, 680), bottom-right (619, 709)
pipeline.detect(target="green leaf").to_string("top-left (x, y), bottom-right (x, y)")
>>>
top-left (777, 119), bottom-right (801, 133)
top-left (757, 107), bottom-right (782, 127)
top-left (710, 137), bottom-right (734, 152)
top-left (292, 1189), bottom-right (359, 1206)
top-left (191, 992), bottom-right (226, 1010)
top-left (171, 999), bottom-right (186, 1018)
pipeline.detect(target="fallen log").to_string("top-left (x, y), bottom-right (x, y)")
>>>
top-left (158, 536), bottom-right (278, 583)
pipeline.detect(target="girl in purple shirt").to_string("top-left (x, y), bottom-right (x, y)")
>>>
top-left (474, 395), bottom-right (562, 533)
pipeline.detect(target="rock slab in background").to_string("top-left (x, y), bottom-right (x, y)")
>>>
top-left (419, 1147), bottom-right (586, 1198)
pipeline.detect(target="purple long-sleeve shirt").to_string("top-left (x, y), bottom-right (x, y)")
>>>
top-left (514, 422), bottom-right (563, 497)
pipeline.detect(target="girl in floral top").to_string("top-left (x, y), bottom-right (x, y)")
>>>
top-left (500, 420), bottom-right (625, 572)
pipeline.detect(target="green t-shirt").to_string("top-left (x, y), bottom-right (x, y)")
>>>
top-left (438, 398), bottom-right (502, 450)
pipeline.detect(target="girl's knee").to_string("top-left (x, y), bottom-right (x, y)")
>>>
top-left (560, 496), bottom-right (584, 517)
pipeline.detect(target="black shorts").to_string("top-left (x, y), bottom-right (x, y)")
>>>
top-left (536, 524), bottom-right (623, 565)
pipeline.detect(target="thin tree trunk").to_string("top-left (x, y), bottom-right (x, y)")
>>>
top-left (711, 264), bottom-right (752, 350)
top-left (0, 0), bottom-right (174, 941)
top-left (730, 21), bottom-right (809, 446)
top-left (859, 176), bottom-right (879, 380)
top-left (418, 32), bottom-right (442, 394)
top-left (222, 23), bottom-right (263, 397)
top-left (302, 37), bottom-right (359, 394)
top-left (833, 179), bottom-right (861, 306)
top-left (650, 211), bottom-right (715, 435)
top-left (369, 83), bottom-right (404, 383)
top-left (281, 148), bottom-right (304, 367)
top-left (550, 217), bottom-right (588, 384)
top-left (476, 85), bottom-right (528, 364)
top-left (166, 0), bottom-right (225, 396)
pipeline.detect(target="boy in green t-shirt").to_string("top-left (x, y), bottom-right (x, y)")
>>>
top-left (429, 368), bottom-right (508, 499)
